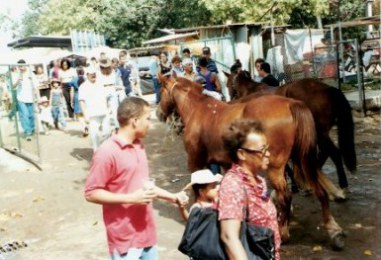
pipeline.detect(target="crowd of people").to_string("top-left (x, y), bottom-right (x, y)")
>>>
top-left (0, 50), bottom-right (142, 146)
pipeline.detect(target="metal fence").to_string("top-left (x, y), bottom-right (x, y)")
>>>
top-left (0, 64), bottom-right (43, 167)
top-left (265, 31), bottom-right (380, 113)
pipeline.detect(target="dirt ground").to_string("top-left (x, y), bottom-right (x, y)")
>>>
top-left (0, 98), bottom-right (380, 260)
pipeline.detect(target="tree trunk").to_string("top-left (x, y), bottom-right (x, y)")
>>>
top-left (316, 15), bottom-right (323, 29)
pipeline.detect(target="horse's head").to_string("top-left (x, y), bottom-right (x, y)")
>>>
top-left (223, 70), bottom-right (237, 100)
top-left (156, 74), bottom-right (177, 122)
top-left (225, 70), bottom-right (265, 100)
top-left (224, 69), bottom-right (251, 99)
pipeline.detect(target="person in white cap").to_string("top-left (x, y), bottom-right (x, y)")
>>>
top-left (181, 58), bottom-right (197, 81)
top-left (98, 58), bottom-right (125, 131)
top-left (38, 96), bottom-right (54, 134)
top-left (178, 169), bottom-right (222, 221)
top-left (78, 67), bottom-right (110, 152)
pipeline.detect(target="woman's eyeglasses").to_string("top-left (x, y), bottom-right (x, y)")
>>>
top-left (240, 144), bottom-right (269, 157)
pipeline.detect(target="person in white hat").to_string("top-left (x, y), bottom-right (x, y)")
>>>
top-left (98, 58), bottom-right (125, 131)
top-left (38, 95), bottom-right (54, 134)
top-left (78, 67), bottom-right (110, 152)
top-left (181, 58), bottom-right (197, 81)
top-left (178, 169), bottom-right (222, 221)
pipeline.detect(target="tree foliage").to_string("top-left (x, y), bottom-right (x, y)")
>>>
top-left (21, 0), bottom-right (212, 48)
top-left (18, 0), bottom-right (374, 49)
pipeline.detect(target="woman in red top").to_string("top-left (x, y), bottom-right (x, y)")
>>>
top-left (218, 119), bottom-right (281, 260)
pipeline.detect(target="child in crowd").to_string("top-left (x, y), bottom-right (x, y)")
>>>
top-left (49, 78), bottom-right (67, 130)
top-left (171, 56), bottom-right (184, 77)
top-left (38, 96), bottom-right (54, 135)
top-left (178, 169), bottom-right (222, 221)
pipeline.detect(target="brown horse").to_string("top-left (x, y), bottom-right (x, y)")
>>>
top-left (224, 70), bottom-right (356, 190)
top-left (156, 76), bottom-right (346, 249)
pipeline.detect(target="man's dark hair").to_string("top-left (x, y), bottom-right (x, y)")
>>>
top-left (117, 97), bottom-right (150, 127)
top-left (17, 59), bottom-right (26, 64)
top-left (182, 48), bottom-right (190, 54)
top-left (260, 62), bottom-right (271, 74)
top-left (198, 57), bottom-right (208, 68)
top-left (230, 59), bottom-right (242, 73)
top-left (255, 58), bottom-right (265, 65)
top-left (119, 50), bottom-right (128, 57)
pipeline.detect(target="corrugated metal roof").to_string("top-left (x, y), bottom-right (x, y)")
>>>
top-left (324, 15), bottom-right (381, 28)
top-left (172, 22), bottom-right (264, 33)
top-left (142, 32), bottom-right (198, 45)
top-left (7, 35), bottom-right (72, 48)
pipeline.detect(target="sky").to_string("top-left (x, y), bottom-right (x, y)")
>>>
top-left (0, 0), bottom-right (29, 51)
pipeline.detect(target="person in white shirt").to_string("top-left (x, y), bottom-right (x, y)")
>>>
top-left (127, 53), bottom-right (143, 97)
top-left (59, 59), bottom-right (76, 119)
top-left (97, 58), bottom-right (125, 130)
top-left (79, 68), bottom-right (110, 152)
top-left (12, 59), bottom-right (40, 140)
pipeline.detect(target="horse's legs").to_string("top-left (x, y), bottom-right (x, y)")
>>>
top-left (318, 135), bottom-right (348, 189)
top-left (318, 170), bottom-right (346, 201)
top-left (184, 141), bottom-right (208, 172)
top-left (285, 163), bottom-right (299, 193)
top-left (268, 167), bottom-right (292, 243)
top-left (314, 171), bottom-right (346, 250)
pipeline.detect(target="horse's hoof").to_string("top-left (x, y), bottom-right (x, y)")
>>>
top-left (335, 188), bottom-right (350, 203)
top-left (331, 232), bottom-right (346, 251)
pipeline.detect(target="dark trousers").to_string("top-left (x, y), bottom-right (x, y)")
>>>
top-left (62, 86), bottom-right (74, 118)
top-left (152, 76), bottom-right (161, 104)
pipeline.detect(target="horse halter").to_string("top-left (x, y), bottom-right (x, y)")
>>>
top-left (167, 81), bottom-right (179, 103)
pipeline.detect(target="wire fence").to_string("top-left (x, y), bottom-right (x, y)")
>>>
top-left (0, 64), bottom-right (43, 166)
top-left (265, 31), bottom-right (380, 113)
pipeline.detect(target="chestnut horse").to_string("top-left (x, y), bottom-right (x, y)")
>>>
top-left (224, 70), bottom-right (356, 190)
top-left (156, 76), bottom-right (346, 249)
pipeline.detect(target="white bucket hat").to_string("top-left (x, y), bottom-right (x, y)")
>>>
top-left (191, 169), bottom-right (223, 185)
top-left (182, 58), bottom-right (193, 66)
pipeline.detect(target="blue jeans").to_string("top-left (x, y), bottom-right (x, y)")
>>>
top-left (111, 246), bottom-right (158, 260)
top-left (152, 77), bottom-right (161, 104)
top-left (51, 106), bottom-right (66, 128)
top-left (17, 101), bottom-right (35, 136)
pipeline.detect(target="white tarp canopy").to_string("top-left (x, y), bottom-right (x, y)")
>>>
top-left (0, 48), bottom-right (72, 65)
top-left (86, 46), bottom-right (124, 60)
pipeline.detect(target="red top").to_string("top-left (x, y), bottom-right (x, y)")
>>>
top-left (218, 164), bottom-right (281, 260)
top-left (84, 136), bottom-right (157, 256)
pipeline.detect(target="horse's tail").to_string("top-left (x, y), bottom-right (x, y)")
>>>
top-left (328, 87), bottom-right (357, 173)
top-left (289, 101), bottom-right (321, 191)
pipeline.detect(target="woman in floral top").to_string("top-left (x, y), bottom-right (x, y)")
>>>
top-left (218, 119), bottom-right (281, 260)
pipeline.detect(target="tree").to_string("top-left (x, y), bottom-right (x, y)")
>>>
top-left (20, 0), bottom-right (213, 48)
top-left (18, 0), bottom-right (372, 48)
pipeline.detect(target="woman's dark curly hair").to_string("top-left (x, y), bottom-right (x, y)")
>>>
top-left (60, 58), bottom-right (71, 70)
top-left (222, 119), bottom-right (265, 163)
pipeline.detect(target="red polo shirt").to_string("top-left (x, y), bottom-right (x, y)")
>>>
top-left (84, 136), bottom-right (157, 256)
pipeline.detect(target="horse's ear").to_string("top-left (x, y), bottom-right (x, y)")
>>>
top-left (223, 71), bottom-right (230, 78)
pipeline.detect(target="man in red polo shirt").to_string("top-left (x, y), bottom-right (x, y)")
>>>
top-left (85, 97), bottom-right (188, 259)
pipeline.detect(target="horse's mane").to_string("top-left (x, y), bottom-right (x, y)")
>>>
top-left (175, 77), bottom-right (212, 101)
top-left (176, 77), bottom-right (203, 91)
